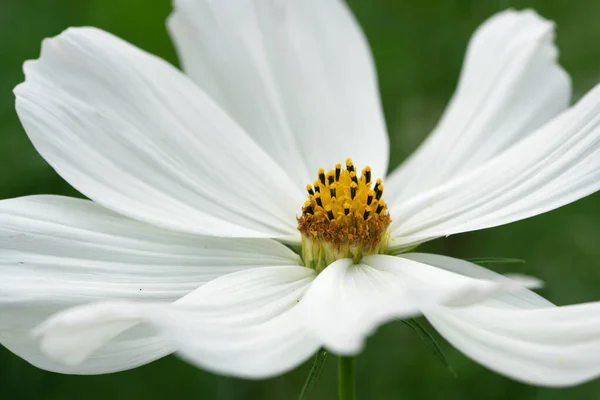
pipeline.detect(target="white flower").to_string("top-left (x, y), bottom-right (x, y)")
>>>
top-left (2, 0), bottom-right (600, 387)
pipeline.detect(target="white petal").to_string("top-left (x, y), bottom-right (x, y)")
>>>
top-left (401, 253), bottom-right (552, 309)
top-left (389, 82), bottom-right (600, 250)
top-left (34, 266), bottom-right (320, 379)
top-left (426, 301), bottom-right (600, 387)
top-left (3, 331), bottom-right (171, 375)
top-left (15, 27), bottom-right (304, 238)
top-left (386, 9), bottom-right (570, 203)
top-left (0, 195), bottom-right (300, 374)
top-left (413, 255), bottom-right (600, 386)
top-left (168, 0), bottom-right (389, 182)
top-left (299, 255), bottom-right (538, 355)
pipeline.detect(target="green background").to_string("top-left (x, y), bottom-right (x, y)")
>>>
top-left (2, 0), bottom-right (600, 399)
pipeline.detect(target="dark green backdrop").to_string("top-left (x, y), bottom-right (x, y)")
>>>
top-left (2, 0), bottom-right (600, 399)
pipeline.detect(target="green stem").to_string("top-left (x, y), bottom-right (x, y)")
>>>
top-left (338, 356), bottom-right (356, 400)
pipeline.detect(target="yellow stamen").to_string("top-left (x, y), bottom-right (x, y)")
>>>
top-left (297, 159), bottom-right (391, 270)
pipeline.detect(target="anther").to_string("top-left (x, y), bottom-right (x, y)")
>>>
top-left (363, 166), bottom-right (371, 184)
top-left (327, 174), bottom-right (334, 186)
top-left (373, 179), bottom-right (382, 193)
top-left (313, 180), bottom-right (321, 193)
top-left (375, 184), bottom-right (384, 201)
top-left (363, 206), bottom-right (371, 220)
top-left (344, 202), bottom-right (350, 216)
top-left (303, 200), bottom-right (314, 215)
top-left (350, 182), bottom-right (358, 200)
top-left (346, 158), bottom-right (355, 173)
top-left (335, 163), bottom-right (342, 181)
top-left (376, 201), bottom-right (385, 214)
top-left (330, 183), bottom-right (337, 198)
top-left (315, 192), bottom-right (323, 207)
top-left (350, 171), bottom-right (358, 185)
top-left (325, 205), bottom-right (334, 221)
top-left (306, 184), bottom-right (314, 196)
top-left (366, 191), bottom-right (374, 205)
top-left (318, 169), bottom-right (326, 185)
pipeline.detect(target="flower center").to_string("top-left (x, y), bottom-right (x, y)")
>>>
top-left (297, 158), bottom-right (391, 271)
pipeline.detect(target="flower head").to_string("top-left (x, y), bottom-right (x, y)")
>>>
top-left (298, 159), bottom-right (391, 269)
top-left (2, 0), bottom-right (600, 388)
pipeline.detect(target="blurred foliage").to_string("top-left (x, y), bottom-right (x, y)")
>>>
top-left (2, 0), bottom-right (600, 399)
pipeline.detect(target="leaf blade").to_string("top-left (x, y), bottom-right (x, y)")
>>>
top-left (402, 318), bottom-right (456, 377)
top-left (465, 257), bottom-right (526, 265)
top-left (298, 348), bottom-right (330, 400)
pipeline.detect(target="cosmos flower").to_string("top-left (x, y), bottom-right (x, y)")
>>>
top-left (2, 0), bottom-right (600, 387)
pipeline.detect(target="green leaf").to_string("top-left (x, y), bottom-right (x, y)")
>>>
top-left (298, 348), bottom-right (330, 400)
top-left (402, 319), bottom-right (456, 377)
top-left (465, 257), bottom-right (526, 265)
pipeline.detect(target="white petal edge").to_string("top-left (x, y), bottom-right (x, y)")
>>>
top-left (0, 195), bottom-right (301, 374)
top-left (426, 302), bottom-right (600, 387)
top-left (386, 9), bottom-right (571, 203)
top-left (15, 27), bottom-right (304, 239)
top-left (3, 334), bottom-right (172, 375)
top-left (299, 255), bottom-right (540, 355)
top-left (409, 254), bottom-right (600, 386)
top-left (389, 81), bottom-right (600, 250)
top-left (34, 266), bottom-right (321, 379)
top-left (401, 253), bottom-right (552, 309)
top-left (168, 0), bottom-right (389, 183)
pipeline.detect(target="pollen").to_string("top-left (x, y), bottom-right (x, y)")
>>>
top-left (297, 159), bottom-right (391, 271)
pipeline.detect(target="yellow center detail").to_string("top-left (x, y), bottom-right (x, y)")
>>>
top-left (297, 158), bottom-right (391, 271)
